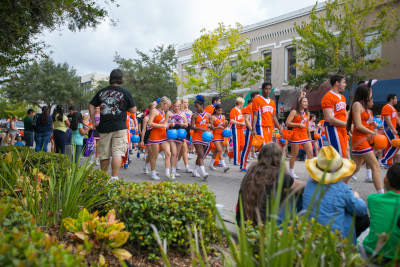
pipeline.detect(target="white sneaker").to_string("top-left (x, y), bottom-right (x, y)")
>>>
top-left (188, 154), bottom-right (193, 159)
top-left (174, 172), bottom-right (180, 177)
top-left (202, 172), bottom-right (209, 180)
top-left (176, 164), bottom-right (182, 170)
top-left (351, 175), bottom-right (357, 181)
top-left (151, 174), bottom-right (160, 180)
top-left (170, 174), bottom-right (176, 180)
top-left (109, 177), bottom-right (119, 182)
top-left (365, 176), bottom-right (373, 183)
top-left (223, 166), bottom-right (230, 172)
top-left (143, 166), bottom-right (149, 174)
top-left (192, 171), bottom-right (200, 177)
top-left (185, 168), bottom-right (193, 173)
top-left (209, 166), bottom-right (217, 171)
top-left (290, 172), bottom-right (299, 179)
top-left (95, 159), bottom-right (100, 166)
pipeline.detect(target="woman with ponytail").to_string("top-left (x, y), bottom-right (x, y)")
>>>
top-left (52, 104), bottom-right (70, 154)
top-left (148, 97), bottom-right (172, 180)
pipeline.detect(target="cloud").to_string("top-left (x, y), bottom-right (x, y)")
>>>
top-left (41, 0), bottom-right (319, 76)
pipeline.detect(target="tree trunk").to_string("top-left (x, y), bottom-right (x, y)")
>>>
top-left (348, 74), bottom-right (355, 105)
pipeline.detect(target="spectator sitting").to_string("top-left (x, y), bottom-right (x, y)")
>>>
top-left (302, 146), bottom-right (368, 244)
top-left (236, 142), bottom-right (304, 225)
top-left (14, 136), bottom-right (24, 147)
top-left (362, 163), bottom-right (400, 263)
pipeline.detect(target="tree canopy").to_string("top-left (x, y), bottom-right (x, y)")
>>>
top-left (3, 58), bottom-right (82, 110)
top-left (96, 45), bottom-right (178, 111)
top-left (290, 0), bottom-right (400, 100)
top-left (174, 23), bottom-right (269, 99)
top-left (0, 0), bottom-right (116, 83)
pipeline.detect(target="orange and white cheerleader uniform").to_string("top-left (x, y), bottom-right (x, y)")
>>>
top-left (290, 112), bottom-right (311, 144)
top-left (381, 104), bottom-right (399, 166)
top-left (192, 112), bottom-right (209, 146)
top-left (252, 96), bottom-right (276, 144)
top-left (351, 107), bottom-right (374, 155)
top-left (168, 111), bottom-right (185, 144)
top-left (148, 109), bottom-right (167, 144)
top-left (230, 107), bottom-right (245, 165)
top-left (240, 103), bottom-right (253, 170)
top-left (321, 90), bottom-right (348, 158)
top-left (212, 115), bottom-right (224, 142)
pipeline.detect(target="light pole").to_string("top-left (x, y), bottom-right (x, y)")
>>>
top-left (274, 88), bottom-right (281, 118)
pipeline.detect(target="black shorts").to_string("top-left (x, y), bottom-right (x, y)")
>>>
top-left (185, 126), bottom-right (191, 141)
top-left (144, 129), bottom-right (151, 144)
top-left (310, 132), bottom-right (315, 140)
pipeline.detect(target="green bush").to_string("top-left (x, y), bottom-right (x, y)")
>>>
top-left (0, 148), bottom-right (111, 231)
top-left (106, 181), bottom-right (219, 257)
top-left (0, 196), bottom-right (36, 231)
top-left (0, 198), bottom-right (86, 267)
top-left (0, 146), bottom-right (71, 180)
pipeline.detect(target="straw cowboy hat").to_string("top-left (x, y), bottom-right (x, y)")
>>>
top-left (305, 146), bottom-right (356, 184)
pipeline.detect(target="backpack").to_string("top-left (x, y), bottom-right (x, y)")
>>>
top-left (32, 114), bottom-right (38, 130)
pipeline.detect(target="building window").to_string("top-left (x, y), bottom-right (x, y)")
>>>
top-left (230, 61), bottom-right (237, 84)
top-left (365, 33), bottom-right (381, 61)
top-left (263, 51), bottom-right (272, 82)
top-left (285, 46), bottom-right (296, 81)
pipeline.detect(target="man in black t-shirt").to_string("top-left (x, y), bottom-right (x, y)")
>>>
top-left (89, 69), bottom-right (136, 181)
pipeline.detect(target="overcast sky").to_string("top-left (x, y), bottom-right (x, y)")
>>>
top-left (42, 0), bottom-right (319, 76)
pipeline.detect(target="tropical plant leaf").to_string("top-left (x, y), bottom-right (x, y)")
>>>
top-left (77, 208), bottom-right (90, 224)
top-left (74, 231), bottom-right (87, 241)
top-left (106, 209), bottom-right (117, 225)
top-left (62, 217), bottom-right (79, 232)
top-left (108, 231), bottom-right (130, 248)
top-left (112, 248), bottom-right (132, 260)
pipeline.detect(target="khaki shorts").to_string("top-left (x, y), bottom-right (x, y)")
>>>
top-left (98, 129), bottom-right (128, 160)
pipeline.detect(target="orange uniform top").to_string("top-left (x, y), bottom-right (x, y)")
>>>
top-left (252, 96), bottom-right (276, 127)
top-left (291, 112), bottom-right (309, 141)
top-left (321, 90), bottom-right (347, 126)
top-left (352, 108), bottom-right (374, 137)
top-left (193, 112), bottom-right (209, 141)
top-left (212, 115), bottom-right (225, 141)
top-left (381, 104), bottom-right (398, 129)
top-left (204, 105), bottom-right (215, 115)
top-left (242, 103), bottom-right (253, 126)
top-left (230, 107), bottom-right (244, 129)
top-left (148, 109), bottom-right (166, 142)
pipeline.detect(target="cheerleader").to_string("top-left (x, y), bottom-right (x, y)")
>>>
top-left (309, 114), bottom-right (319, 155)
top-left (286, 97), bottom-right (314, 178)
top-left (140, 103), bottom-right (156, 174)
top-left (209, 104), bottom-right (230, 172)
top-left (166, 100), bottom-right (188, 179)
top-left (347, 84), bottom-right (383, 193)
top-left (191, 95), bottom-right (211, 179)
top-left (148, 97), bottom-right (172, 180)
top-left (178, 98), bottom-right (193, 173)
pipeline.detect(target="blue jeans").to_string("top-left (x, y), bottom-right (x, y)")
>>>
top-left (35, 132), bottom-right (51, 152)
top-left (74, 145), bottom-right (83, 163)
top-left (24, 131), bottom-right (34, 147)
top-left (53, 129), bottom-right (66, 154)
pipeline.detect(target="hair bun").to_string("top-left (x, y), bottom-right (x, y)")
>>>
top-left (195, 95), bottom-right (205, 102)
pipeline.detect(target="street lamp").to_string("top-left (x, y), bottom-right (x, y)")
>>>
top-left (274, 88), bottom-right (281, 117)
